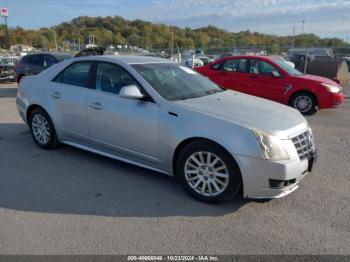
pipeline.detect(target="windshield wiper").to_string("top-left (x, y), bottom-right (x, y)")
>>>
top-left (172, 89), bottom-right (223, 101)
top-left (206, 89), bottom-right (224, 95)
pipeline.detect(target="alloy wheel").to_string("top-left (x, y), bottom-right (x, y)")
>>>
top-left (31, 113), bottom-right (51, 145)
top-left (184, 151), bottom-right (229, 197)
top-left (293, 95), bottom-right (313, 113)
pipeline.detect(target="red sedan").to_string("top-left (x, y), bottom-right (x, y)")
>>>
top-left (195, 55), bottom-right (344, 114)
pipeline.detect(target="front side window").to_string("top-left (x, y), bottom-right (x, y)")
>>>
top-left (53, 62), bottom-right (92, 88)
top-left (132, 63), bottom-right (223, 101)
top-left (222, 59), bottom-right (248, 73)
top-left (95, 63), bottom-right (140, 95)
top-left (249, 59), bottom-right (279, 76)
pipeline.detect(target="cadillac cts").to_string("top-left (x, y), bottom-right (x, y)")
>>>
top-left (17, 56), bottom-right (317, 203)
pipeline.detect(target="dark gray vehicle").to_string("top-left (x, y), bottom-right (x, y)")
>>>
top-left (15, 52), bottom-right (73, 82)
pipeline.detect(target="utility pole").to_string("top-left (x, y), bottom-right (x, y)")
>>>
top-left (1, 8), bottom-right (11, 50)
top-left (171, 31), bottom-right (174, 57)
top-left (304, 41), bottom-right (309, 74)
top-left (292, 26), bottom-right (295, 49)
top-left (302, 20), bottom-right (305, 34)
top-left (4, 16), bottom-right (10, 49)
top-left (53, 26), bottom-right (58, 50)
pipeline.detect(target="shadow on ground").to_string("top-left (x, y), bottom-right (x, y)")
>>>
top-left (0, 123), bottom-right (248, 218)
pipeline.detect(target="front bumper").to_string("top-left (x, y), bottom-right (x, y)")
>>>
top-left (235, 150), bottom-right (317, 199)
top-left (318, 92), bottom-right (344, 109)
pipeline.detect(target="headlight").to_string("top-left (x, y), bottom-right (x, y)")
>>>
top-left (321, 83), bottom-right (341, 93)
top-left (251, 128), bottom-right (290, 161)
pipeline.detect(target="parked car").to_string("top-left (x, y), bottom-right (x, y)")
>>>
top-left (195, 55), bottom-right (344, 115)
top-left (219, 52), bottom-right (240, 59)
top-left (0, 56), bottom-right (20, 66)
top-left (15, 52), bottom-right (73, 82)
top-left (17, 55), bottom-right (317, 203)
top-left (197, 55), bottom-right (211, 65)
top-left (207, 55), bottom-right (218, 62)
top-left (341, 57), bottom-right (350, 72)
top-left (0, 61), bottom-right (15, 82)
top-left (181, 56), bottom-right (204, 67)
top-left (75, 47), bottom-right (105, 57)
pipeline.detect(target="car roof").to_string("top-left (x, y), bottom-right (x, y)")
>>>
top-left (215, 54), bottom-right (274, 63)
top-left (77, 55), bottom-right (175, 65)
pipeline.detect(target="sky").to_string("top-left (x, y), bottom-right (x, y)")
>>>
top-left (1, 0), bottom-right (350, 40)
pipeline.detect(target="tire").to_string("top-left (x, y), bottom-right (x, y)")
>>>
top-left (176, 140), bottom-right (242, 203)
top-left (28, 108), bottom-right (59, 149)
top-left (290, 92), bottom-right (317, 115)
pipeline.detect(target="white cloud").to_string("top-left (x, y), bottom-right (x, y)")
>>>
top-left (138, 0), bottom-right (350, 39)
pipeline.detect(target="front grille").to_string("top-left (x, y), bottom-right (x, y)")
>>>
top-left (291, 130), bottom-right (314, 160)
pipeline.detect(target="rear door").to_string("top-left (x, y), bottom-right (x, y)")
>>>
top-left (247, 59), bottom-right (287, 103)
top-left (48, 61), bottom-right (93, 142)
top-left (208, 58), bottom-right (251, 93)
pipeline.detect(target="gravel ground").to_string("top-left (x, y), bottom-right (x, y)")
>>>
top-left (0, 81), bottom-right (349, 255)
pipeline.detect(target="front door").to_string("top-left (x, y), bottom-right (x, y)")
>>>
top-left (246, 59), bottom-right (287, 103)
top-left (87, 62), bottom-right (160, 164)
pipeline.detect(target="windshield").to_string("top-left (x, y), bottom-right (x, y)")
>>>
top-left (132, 63), bottom-right (223, 101)
top-left (272, 57), bottom-right (302, 76)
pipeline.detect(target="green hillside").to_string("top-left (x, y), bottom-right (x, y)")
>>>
top-left (2, 16), bottom-right (349, 51)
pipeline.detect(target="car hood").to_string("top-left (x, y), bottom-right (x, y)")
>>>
top-left (174, 91), bottom-right (308, 137)
top-left (295, 74), bottom-right (339, 85)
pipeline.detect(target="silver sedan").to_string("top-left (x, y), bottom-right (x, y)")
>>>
top-left (16, 55), bottom-right (317, 203)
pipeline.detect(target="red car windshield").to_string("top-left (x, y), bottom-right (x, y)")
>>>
top-left (271, 58), bottom-right (302, 76)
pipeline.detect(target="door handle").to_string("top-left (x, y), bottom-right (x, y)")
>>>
top-left (250, 75), bottom-right (258, 79)
top-left (89, 102), bottom-right (104, 110)
top-left (50, 91), bottom-right (61, 99)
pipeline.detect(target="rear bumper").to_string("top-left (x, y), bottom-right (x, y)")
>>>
top-left (16, 97), bottom-right (28, 123)
top-left (235, 151), bottom-right (316, 199)
top-left (318, 92), bottom-right (344, 109)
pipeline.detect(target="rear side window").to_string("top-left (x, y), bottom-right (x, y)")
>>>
top-left (30, 55), bottom-right (45, 66)
top-left (21, 55), bottom-right (32, 64)
top-left (211, 63), bottom-right (221, 70)
top-left (53, 62), bottom-right (92, 88)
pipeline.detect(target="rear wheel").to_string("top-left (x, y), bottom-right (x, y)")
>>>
top-left (28, 108), bottom-right (59, 149)
top-left (176, 140), bottom-right (241, 203)
top-left (290, 92), bottom-right (317, 115)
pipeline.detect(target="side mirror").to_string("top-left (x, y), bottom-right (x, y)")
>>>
top-left (119, 85), bottom-right (144, 99)
top-left (271, 71), bottom-right (280, 78)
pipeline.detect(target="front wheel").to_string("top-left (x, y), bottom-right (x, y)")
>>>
top-left (176, 141), bottom-right (242, 203)
top-left (29, 108), bottom-right (59, 149)
top-left (290, 92), bottom-right (317, 115)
